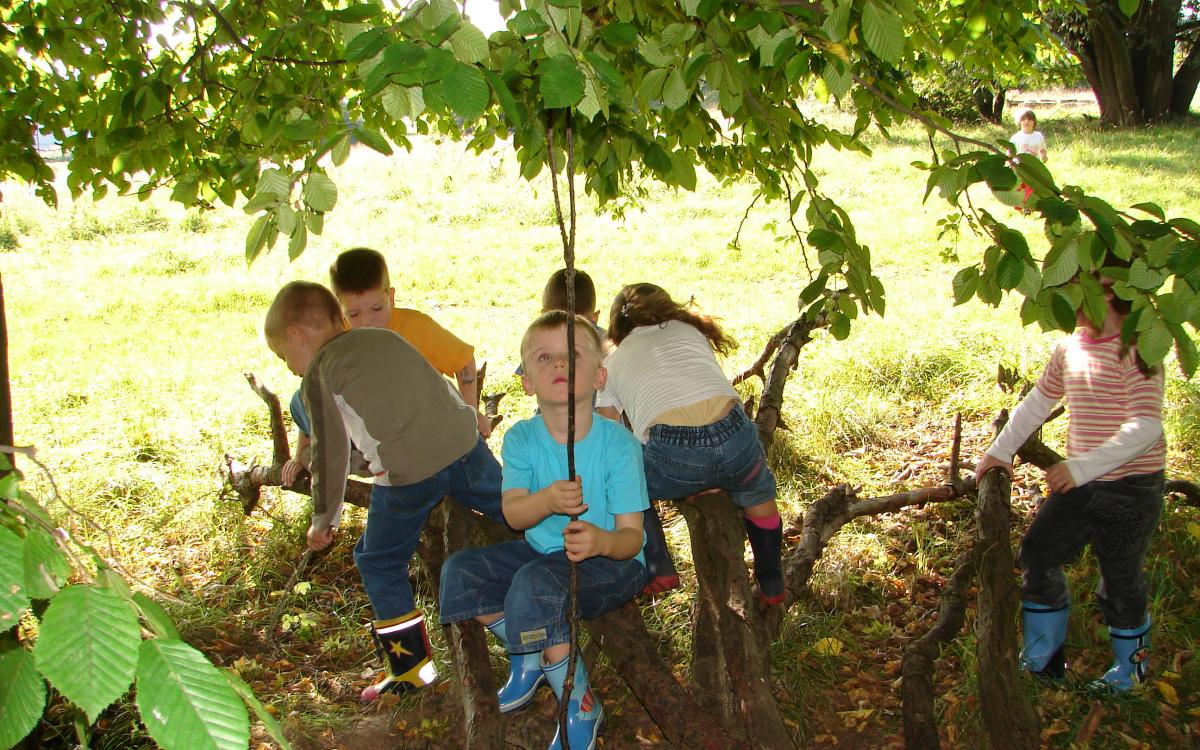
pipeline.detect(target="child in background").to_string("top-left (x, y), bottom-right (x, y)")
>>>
top-left (597, 283), bottom-right (785, 605)
top-left (264, 281), bottom-right (508, 701)
top-left (534, 269), bottom-right (676, 594)
top-left (975, 268), bottom-right (1165, 692)
top-left (1010, 109), bottom-right (1048, 208)
top-left (440, 311), bottom-right (649, 750)
top-left (281, 246), bottom-right (490, 485)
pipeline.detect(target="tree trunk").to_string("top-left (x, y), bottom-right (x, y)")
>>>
top-left (437, 502), bottom-right (506, 750)
top-left (1170, 38), bottom-right (1200, 115)
top-left (677, 493), bottom-right (796, 749)
top-left (974, 470), bottom-right (1040, 749)
top-left (901, 547), bottom-right (977, 749)
top-left (1089, 2), bottom-right (1143, 124)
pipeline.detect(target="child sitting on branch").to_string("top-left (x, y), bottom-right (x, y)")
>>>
top-left (597, 283), bottom-right (785, 604)
top-left (975, 264), bottom-right (1165, 692)
top-left (440, 311), bottom-right (649, 750)
top-left (282, 246), bottom-right (489, 485)
top-left (263, 281), bottom-right (508, 702)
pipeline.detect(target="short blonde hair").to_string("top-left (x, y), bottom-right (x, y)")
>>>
top-left (264, 281), bottom-right (344, 341)
top-left (520, 311), bottom-right (603, 368)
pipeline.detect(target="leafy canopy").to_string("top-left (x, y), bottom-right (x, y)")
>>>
top-left (1, 0), bottom-right (1197, 372)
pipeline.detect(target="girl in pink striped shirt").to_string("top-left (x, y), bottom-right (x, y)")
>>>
top-left (975, 274), bottom-right (1165, 692)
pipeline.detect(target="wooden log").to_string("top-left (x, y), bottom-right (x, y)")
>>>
top-left (438, 502), bottom-right (505, 749)
top-left (678, 492), bottom-right (795, 750)
top-left (589, 601), bottom-right (746, 750)
top-left (974, 469), bottom-right (1039, 749)
top-left (901, 547), bottom-right (977, 749)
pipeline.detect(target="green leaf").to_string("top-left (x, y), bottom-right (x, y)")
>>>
top-left (952, 266), bottom-right (978, 305)
top-left (345, 28), bottom-right (388, 62)
top-left (662, 69), bottom-right (689, 110)
top-left (330, 5), bottom-right (380, 22)
top-left (642, 141), bottom-right (673, 175)
top-left (1156, 292), bottom-right (1188, 325)
top-left (829, 311), bottom-right (852, 340)
top-left (482, 69), bottom-right (523, 129)
top-left (1130, 201), bottom-right (1164, 220)
top-left (255, 168), bottom-right (291, 198)
top-left (302, 173), bottom-right (338, 213)
top-left (33, 585), bottom-right (139, 722)
top-left (1013, 154), bottom-right (1057, 196)
top-left (136, 639), bottom-right (250, 750)
top-left (861, 1), bottom-right (904, 65)
top-left (1169, 217), bottom-right (1200, 242)
top-left (1169, 323), bottom-right (1198, 377)
top-left (0, 526), bottom-right (29, 628)
top-left (799, 275), bottom-right (829, 305)
top-left (538, 55), bottom-right (585, 108)
top-left (1168, 240), bottom-right (1200, 275)
top-left (638, 39), bottom-right (673, 68)
top-left (996, 251), bottom-right (1024, 290)
top-left (355, 128), bottom-right (393, 155)
top-left (133, 592), bottom-right (181, 640)
top-left (448, 25), bottom-right (489, 64)
top-left (822, 61), bottom-right (851, 100)
top-left (442, 63), bottom-right (489, 120)
top-left (331, 133), bottom-right (351, 166)
top-left (599, 22), bottom-right (637, 46)
top-left (669, 149), bottom-right (697, 191)
top-left (282, 118), bottom-right (320, 141)
top-left (0, 649), bottom-right (44, 749)
top-left (823, 0), bottom-right (852, 41)
top-left (1079, 272), bottom-right (1108, 329)
top-left (1128, 257), bottom-right (1166, 291)
top-left (245, 214), bottom-right (273, 262)
top-left (637, 68), bottom-right (668, 105)
top-left (1050, 290), bottom-right (1078, 330)
top-left (977, 155), bottom-right (1017, 191)
top-left (287, 220), bottom-right (309, 261)
top-left (1118, 0), bottom-right (1140, 17)
top-left (222, 670), bottom-right (293, 750)
top-left (422, 46), bottom-right (457, 83)
top-left (1136, 316), bottom-right (1171, 365)
top-left (509, 9), bottom-right (549, 35)
top-left (1041, 238), bottom-right (1079, 289)
top-left (22, 526), bottom-right (68, 600)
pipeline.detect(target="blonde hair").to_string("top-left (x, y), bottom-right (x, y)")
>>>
top-left (264, 281), bottom-right (344, 340)
top-left (520, 311), bottom-right (603, 368)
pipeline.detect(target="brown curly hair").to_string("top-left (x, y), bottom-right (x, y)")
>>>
top-left (607, 283), bottom-right (737, 355)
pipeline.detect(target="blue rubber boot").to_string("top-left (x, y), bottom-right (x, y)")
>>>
top-left (1098, 617), bottom-right (1150, 692)
top-left (485, 618), bottom-right (546, 713)
top-left (1020, 602), bottom-right (1068, 678)
top-left (542, 654), bottom-right (605, 750)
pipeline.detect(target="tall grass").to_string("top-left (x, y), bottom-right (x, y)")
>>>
top-left (3, 105), bottom-right (1198, 745)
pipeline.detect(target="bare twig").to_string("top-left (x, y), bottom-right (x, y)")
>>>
top-left (730, 192), bottom-right (762, 250)
top-left (732, 325), bottom-right (788, 386)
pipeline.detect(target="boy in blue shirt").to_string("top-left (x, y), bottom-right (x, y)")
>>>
top-left (440, 311), bottom-right (649, 750)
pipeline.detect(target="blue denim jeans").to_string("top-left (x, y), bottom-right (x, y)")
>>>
top-left (642, 406), bottom-right (776, 509)
top-left (439, 540), bottom-right (648, 653)
top-left (354, 437), bottom-right (505, 621)
top-left (1019, 471), bottom-right (1164, 629)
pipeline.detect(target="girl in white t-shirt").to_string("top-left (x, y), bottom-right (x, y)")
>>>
top-left (1010, 109), bottom-right (1048, 208)
top-left (597, 283), bottom-right (785, 605)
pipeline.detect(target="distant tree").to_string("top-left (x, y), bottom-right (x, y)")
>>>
top-left (1049, 0), bottom-right (1200, 123)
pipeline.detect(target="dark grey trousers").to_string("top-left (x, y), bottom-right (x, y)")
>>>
top-left (1019, 471), bottom-right (1165, 630)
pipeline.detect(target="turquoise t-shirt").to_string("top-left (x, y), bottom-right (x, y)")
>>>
top-left (501, 414), bottom-right (649, 564)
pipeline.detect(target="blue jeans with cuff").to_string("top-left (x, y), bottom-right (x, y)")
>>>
top-left (439, 539), bottom-right (648, 653)
top-left (642, 406), bottom-right (776, 508)
top-left (355, 437), bottom-right (505, 621)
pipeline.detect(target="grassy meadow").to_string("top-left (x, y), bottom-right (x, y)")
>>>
top-left (3, 105), bottom-right (1200, 748)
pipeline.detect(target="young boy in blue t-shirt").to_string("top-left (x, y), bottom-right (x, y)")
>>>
top-left (440, 311), bottom-right (649, 750)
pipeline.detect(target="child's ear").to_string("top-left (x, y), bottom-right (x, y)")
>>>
top-left (387, 287), bottom-right (396, 307)
top-left (520, 371), bottom-right (535, 396)
top-left (593, 365), bottom-right (608, 391)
